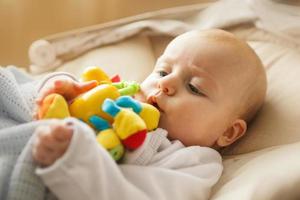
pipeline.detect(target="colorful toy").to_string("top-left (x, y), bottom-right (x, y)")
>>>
top-left (38, 66), bottom-right (160, 161)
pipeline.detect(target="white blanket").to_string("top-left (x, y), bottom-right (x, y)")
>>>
top-left (0, 66), bottom-right (57, 200)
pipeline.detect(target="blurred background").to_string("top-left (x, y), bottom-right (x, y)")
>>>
top-left (0, 0), bottom-right (214, 68)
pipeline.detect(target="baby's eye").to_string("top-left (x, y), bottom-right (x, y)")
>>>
top-left (188, 83), bottom-right (205, 96)
top-left (158, 71), bottom-right (168, 77)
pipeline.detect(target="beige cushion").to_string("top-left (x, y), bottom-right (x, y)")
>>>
top-left (212, 141), bottom-right (300, 200)
top-left (56, 35), bottom-right (156, 83)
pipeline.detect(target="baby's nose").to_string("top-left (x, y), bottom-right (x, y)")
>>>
top-left (158, 78), bottom-right (176, 96)
top-left (161, 87), bottom-right (174, 95)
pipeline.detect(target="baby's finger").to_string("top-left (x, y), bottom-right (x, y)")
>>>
top-left (32, 141), bottom-right (53, 162)
top-left (32, 126), bottom-right (55, 164)
top-left (32, 111), bottom-right (38, 120)
top-left (54, 79), bottom-right (69, 90)
top-left (53, 79), bottom-right (77, 100)
top-left (35, 99), bottom-right (42, 106)
top-left (32, 103), bottom-right (43, 120)
top-left (34, 126), bottom-right (59, 151)
top-left (51, 122), bottom-right (73, 142)
top-left (32, 145), bottom-right (56, 167)
top-left (36, 88), bottom-right (56, 105)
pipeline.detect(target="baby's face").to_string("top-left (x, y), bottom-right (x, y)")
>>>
top-left (135, 31), bottom-right (250, 147)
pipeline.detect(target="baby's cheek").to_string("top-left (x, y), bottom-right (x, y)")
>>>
top-left (134, 91), bottom-right (146, 103)
top-left (158, 115), bottom-right (181, 138)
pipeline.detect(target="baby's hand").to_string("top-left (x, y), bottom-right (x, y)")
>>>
top-left (33, 77), bottom-right (97, 119)
top-left (37, 77), bottom-right (97, 103)
top-left (32, 121), bottom-right (73, 167)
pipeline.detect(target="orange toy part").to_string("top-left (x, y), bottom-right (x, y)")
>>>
top-left (38, 93), bottom-right (70, 119)
top-left (38, 94), bottom-right (56, 119)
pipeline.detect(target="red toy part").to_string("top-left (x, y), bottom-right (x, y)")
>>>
top-left (122, 129), bottom-right (147, 150)
top-left (111, 75), bottom-right (121, 83)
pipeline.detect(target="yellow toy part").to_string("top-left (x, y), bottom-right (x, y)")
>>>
top-left (96, 128), bottom-right (125, 161)
top-left (80, 66), bottom-right (111, 84)
top-left (69, 84), bottom-right (120, 125)
top-left (113, 108), bottom-right (147, 140)
top-left (96, 128), bottom-right (122, 149)
top-left (38, 94), bottom-right (70, 119)
top-left (139, 103), bottom-right (160, 131)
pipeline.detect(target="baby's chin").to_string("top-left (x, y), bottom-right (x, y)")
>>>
top-left (157, 116), bottom-right (171, 134)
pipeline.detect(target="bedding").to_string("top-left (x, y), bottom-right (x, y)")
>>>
top-left (3, 0), bottom-right (300, 199)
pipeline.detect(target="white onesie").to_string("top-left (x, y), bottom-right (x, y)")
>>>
top-left (36, 118), bottom-right (223, 200)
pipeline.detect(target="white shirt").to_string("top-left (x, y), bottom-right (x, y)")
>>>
top-left (36, 118), bottom-right (223, 200)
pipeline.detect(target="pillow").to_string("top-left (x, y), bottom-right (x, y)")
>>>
top-left (148, 35), bottom-right (173, 59)
top-left (211, 141), bottom-right (300, 200)
top-left (55, 35), bottom-right (156, 83)
top-left (223, 37), bottom-right (300, 155)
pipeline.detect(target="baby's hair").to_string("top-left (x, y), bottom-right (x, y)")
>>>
top-left (239, 54), bottom-right (267, 124)
top-left (224, 33), bottom-right (267, 124)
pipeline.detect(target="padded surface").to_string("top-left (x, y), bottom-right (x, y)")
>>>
top-left (212, 141), bottom-right (300, 200)
top-left (56, 35), bottom-right (156, 83)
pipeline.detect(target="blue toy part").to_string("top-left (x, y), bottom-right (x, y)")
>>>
top-left (89, 115), bottom-right (111, 131)
top-left (102, 99), bottom-right (121, 117)
top-left (115, 96), bottom-right (142, 113)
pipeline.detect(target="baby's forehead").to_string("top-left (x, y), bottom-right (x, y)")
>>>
top-left (162, 30), bottom-right (258, 73)
top-left (168, 33), bottom-right (242, 57)
top-left (171, 30), bottom-right (248, 53)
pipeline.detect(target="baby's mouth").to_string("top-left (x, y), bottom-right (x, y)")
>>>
top-left (152, 102), bottom-right (163, 112)
top-left (148, 95), bottom-right (164, 113)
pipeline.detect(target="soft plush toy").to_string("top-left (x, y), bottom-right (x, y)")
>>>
top-left (38, 66), bottom-right (160, 161)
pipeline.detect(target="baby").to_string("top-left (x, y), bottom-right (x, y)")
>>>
top-left (32, 29), bottom-right (267, 200)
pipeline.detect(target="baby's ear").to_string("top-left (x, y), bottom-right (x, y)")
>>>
top-left (216, 119), bottom-right (247, 147)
